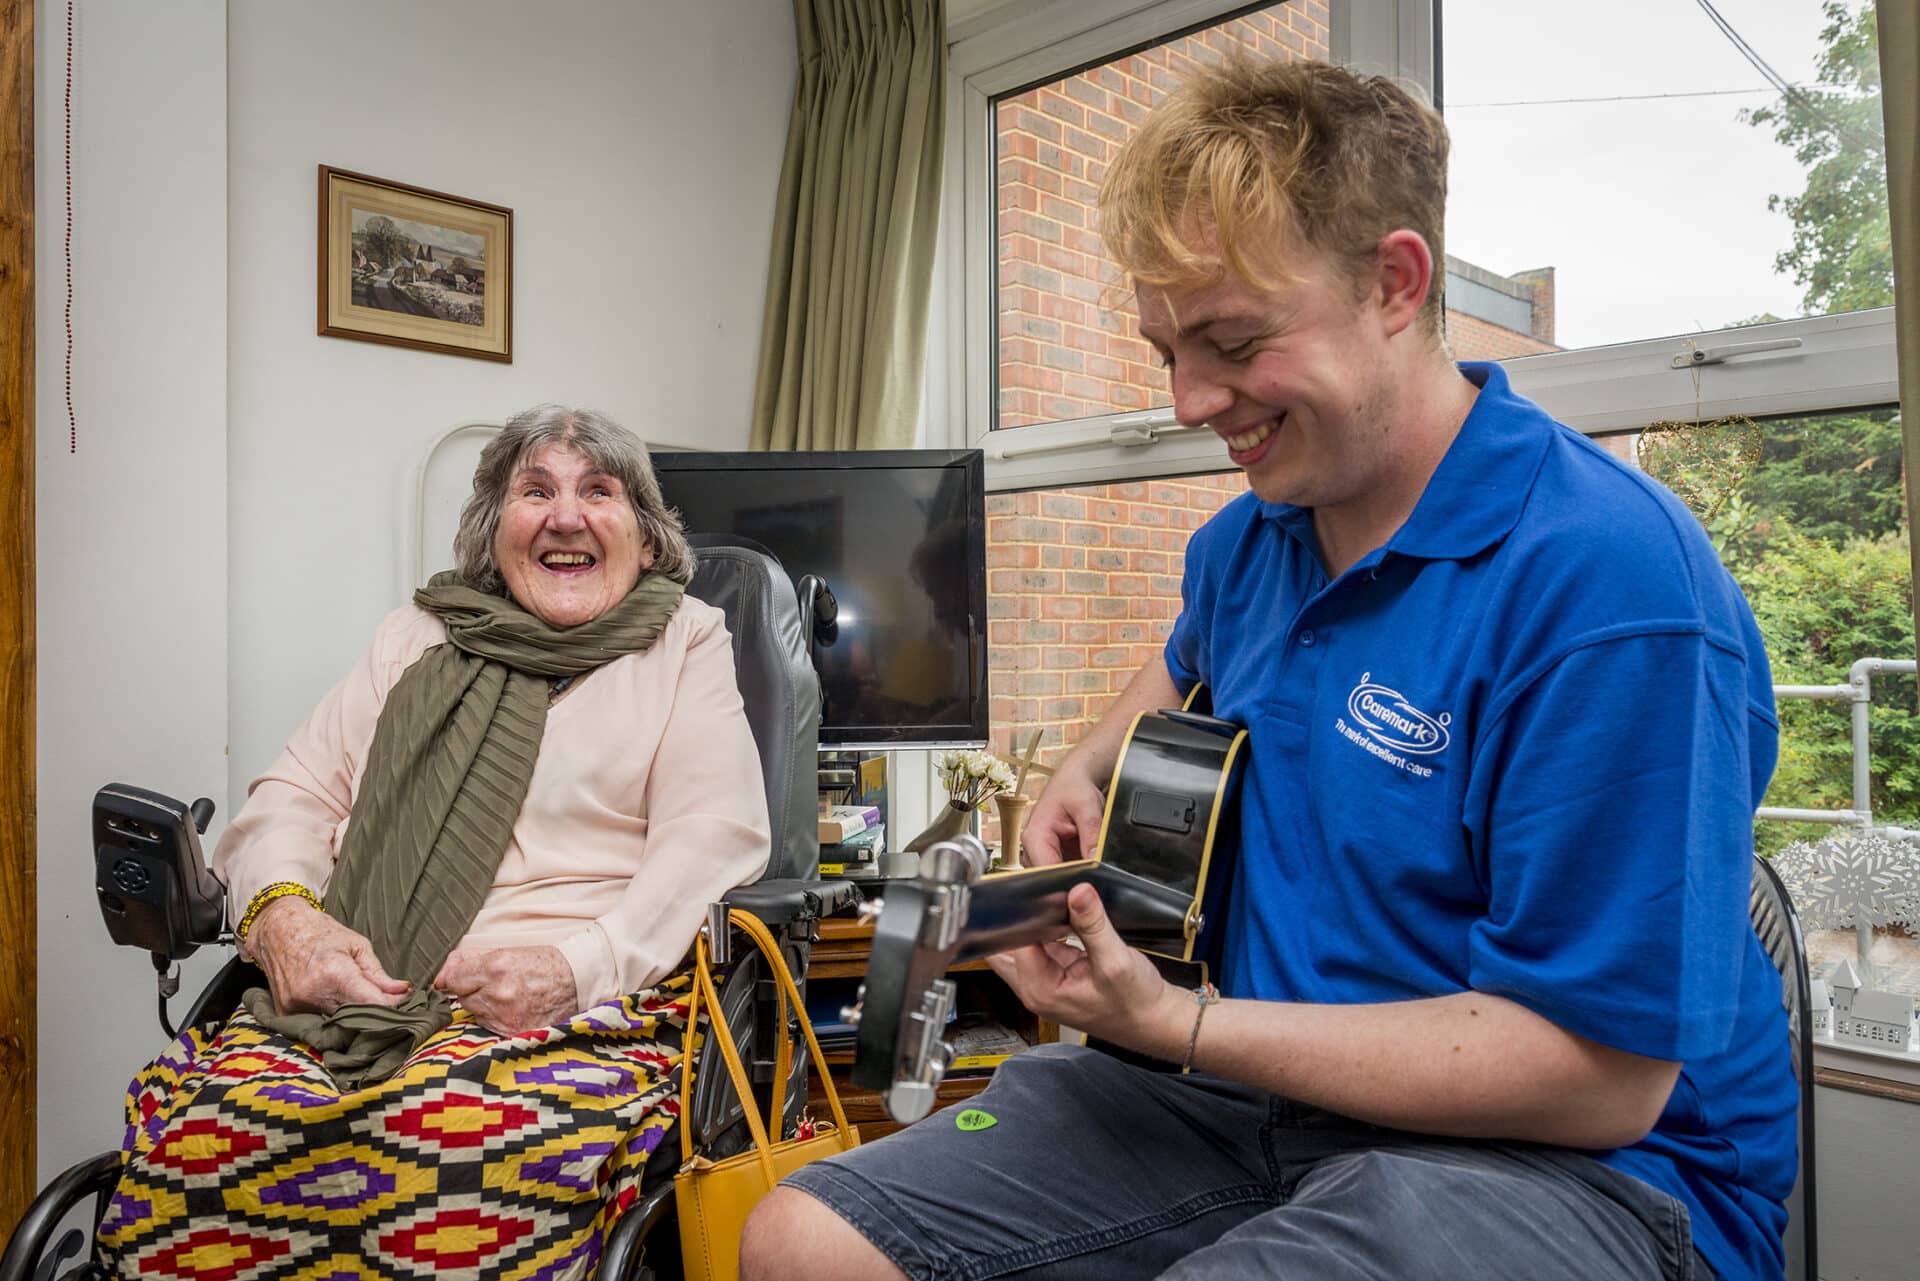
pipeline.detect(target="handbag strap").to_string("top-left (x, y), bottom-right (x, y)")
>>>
top-left (680, 930), bottom-right (780, 1185)
top-left (732, 911), bottom-right (852, 1137)
top-left (676, 909), bottom-right (854, 1187)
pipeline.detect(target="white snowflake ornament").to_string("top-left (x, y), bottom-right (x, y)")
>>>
top-left (1772, 831), bottom-right (1920, 933)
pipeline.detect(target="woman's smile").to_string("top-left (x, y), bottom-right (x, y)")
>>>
top-left (495, 441), bottom-right (652, 627)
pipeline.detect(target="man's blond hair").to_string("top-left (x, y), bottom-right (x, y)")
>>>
top-left (1099, 58), bottom-right (1450, 335)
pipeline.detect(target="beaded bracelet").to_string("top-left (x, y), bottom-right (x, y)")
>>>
top-left (1181, 981), bottom-right (1221, 1073)
top-left (236, 881), bottom-right (324, 946)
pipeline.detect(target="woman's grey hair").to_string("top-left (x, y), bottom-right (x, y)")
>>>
top-left (452, 404), bottom-right (695, 591)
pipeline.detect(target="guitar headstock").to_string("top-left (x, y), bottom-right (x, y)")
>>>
top-left (844, 836), bottom-right (991, 1122)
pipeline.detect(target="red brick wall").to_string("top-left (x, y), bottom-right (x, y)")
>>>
top-left (994, 3), bottom-right (1332, 430)
top-left (986, 474), bottom-right (1247, 785)
top-left (1448, 311), bottom-right (1556, 361)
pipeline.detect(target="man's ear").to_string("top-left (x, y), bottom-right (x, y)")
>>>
top-left (1372, 229), bottom-right (1434, 339)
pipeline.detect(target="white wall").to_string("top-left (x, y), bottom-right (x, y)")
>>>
top-left (1814, 1084), bottom-right (1920, 1281)
top-left (225, 0), bottom-right (796, 795)
top-left (34, 0), bottom-right (231, 1179)
top-left (34, 0), bottom-right (797, 1180)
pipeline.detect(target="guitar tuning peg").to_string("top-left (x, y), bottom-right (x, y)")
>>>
top-left (839, 1003), bottom-right (863, 1028)
top-left (857, 897), bottom-right (885, 925)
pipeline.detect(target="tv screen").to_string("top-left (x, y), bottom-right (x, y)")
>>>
top-left (651, 449), bottom-right (988, 749)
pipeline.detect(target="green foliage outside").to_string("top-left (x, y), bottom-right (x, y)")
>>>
top-left (1742, 0), bottom-right (1893, 315)
top-left (1648, 2), bottom-right (1905, 854)
top-left (1741, 410), bottom-right (1904, 547)
top-left (1741, 524), bottom-right (1915, 855)
top-left (1643, 408), bottom-right (1912, 856)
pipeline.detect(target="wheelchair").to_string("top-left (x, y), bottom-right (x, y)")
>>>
top-left (1, 536), bottom-right (858, 1281)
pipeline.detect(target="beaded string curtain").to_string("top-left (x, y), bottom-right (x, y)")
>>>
top-left (1635, 414), bottom-right (1765, 523)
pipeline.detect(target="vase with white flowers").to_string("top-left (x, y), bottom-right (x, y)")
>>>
top-left (902, 749), bottom-right (1017, 854)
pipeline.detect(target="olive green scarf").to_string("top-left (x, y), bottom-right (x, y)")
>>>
top-left (245, 569), bottom-right (685, 1087)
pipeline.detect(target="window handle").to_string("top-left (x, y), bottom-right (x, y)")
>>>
top-left (990, 411), bottom-right (1199, 462)
top-left (1670, 337), bottom-right (1803, 369)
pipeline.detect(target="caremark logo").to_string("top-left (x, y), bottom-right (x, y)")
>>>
top-left (1346, 674), bottom-right (1451, 755)
top-left (1333, 673), bottom-right (1451, 779)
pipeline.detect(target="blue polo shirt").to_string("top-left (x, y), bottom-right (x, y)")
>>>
top-left (1166, 362), bottom-right (1795, 1281)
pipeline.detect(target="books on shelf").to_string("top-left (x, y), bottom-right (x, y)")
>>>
top-left (946, 1020), bottom-right (1029, 1071)
top-left (818, 824), bottom-right (885, 877)
top-left (818, 803), bottom-right (881, 844)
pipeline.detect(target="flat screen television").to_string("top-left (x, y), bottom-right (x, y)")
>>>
top-left (651, 449), bottom-right (988, 749)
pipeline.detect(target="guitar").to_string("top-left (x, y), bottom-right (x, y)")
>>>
top-left (848, 694), bottom-right (1246, 1122)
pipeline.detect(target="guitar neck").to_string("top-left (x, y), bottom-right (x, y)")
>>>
top-left (941, 861), bottom-right (1198, 967)
top-left (851, 699), bottom-right (1245, 1117)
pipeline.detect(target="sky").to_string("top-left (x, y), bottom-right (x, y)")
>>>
top-left (1440, 0), bottom-right (1852, 350)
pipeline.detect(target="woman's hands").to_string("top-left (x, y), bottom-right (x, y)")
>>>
top-left (246, 896), bottom-right (412, 1016)
top-left (246, 899), bottom-right (581, 1034)
top-left (434, 945), bottom-right (579, 1035)
top-left (984, 882), bottom-right (1190, 1062)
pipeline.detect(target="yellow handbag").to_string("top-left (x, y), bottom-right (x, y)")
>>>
top-left (674, 909), bottom-right (859, 1281)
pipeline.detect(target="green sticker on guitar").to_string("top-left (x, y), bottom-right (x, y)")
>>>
top-left (955, 1109), bottom-right (997, 1132)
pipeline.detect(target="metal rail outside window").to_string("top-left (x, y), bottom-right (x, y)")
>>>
top-left (1760, 658), bottom-right (1920, 834)
top-left (1758, 657), bottom-right (1920, 975)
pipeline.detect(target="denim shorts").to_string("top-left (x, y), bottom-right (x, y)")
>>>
top-left (784, 1043), bottom-right (1711, 1281)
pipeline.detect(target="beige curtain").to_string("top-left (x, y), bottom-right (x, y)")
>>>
top-left (750, 0), bottom-right (946, 452)
top-left (1884, 3), bottom-right (1920, 667)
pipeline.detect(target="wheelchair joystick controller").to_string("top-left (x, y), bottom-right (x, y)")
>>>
top-left (92, 784), bottom-right (227, 964)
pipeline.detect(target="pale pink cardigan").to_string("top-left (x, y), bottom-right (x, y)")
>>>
top-left (213, 595), bottom-right (772, 1010)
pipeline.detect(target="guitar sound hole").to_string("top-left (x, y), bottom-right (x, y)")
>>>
top-left (1130, 790), bottom-right (1195, 835)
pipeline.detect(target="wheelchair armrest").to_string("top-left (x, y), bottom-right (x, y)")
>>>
top-left (179, 956), bottom-right (264, 1036)
top-left (598, 1181), bottom-right (676, 1281)
top-left (724, 878), bottom-right (862, 927)
top-left (0, 1150), bottom-right (121, 1281)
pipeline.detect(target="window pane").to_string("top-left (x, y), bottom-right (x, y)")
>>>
top-left (985, 472), bottom-right (1245, 783)
top-left (993, 3), bottom-right (1323, 431)
top-left (1444, 1), bottom-right (1890, 349)
top-left (1640, 406), bottom-right (1920, 1020)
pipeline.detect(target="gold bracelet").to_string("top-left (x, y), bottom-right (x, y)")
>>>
top-left (1181, 981), bottom-right (1221, 1073)
top-left (236, 881), bottom-right (323, 945)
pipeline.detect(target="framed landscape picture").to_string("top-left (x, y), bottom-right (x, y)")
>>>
top-left (318, 165), bottom-right (512, 362)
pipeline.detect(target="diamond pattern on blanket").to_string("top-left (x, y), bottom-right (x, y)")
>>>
top-left (484, 1126), bottom-right (626, 1201)
top-left (368, 1197), bottom-right (540, 1272)
top-left (282, 1252), bottom-right (401, 1281)
top-left (95, 977), bottom-right (690, 1280)
top-left (230, 1142), bottom-right (432, 1225)
top-left (381, 1088), bottom-right (563, 1160)
top-left (117, 1221), bottom-right (327, 1281)
top-left (145, 1114), bottom-right (274, 1184)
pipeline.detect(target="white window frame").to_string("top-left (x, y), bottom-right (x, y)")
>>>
top-left (924, 0), bottom-right (1434, 475)
top-left (1505, 307), bottom-right (1899, 438)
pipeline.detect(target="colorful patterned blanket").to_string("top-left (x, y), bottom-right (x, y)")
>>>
top-left (95, 978), bottom-right (690, 1281)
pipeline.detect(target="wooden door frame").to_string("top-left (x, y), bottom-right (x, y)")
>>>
top-left (2, 0), bottom-right (36, 1232)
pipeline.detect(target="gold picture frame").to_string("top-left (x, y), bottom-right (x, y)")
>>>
top-left (317, 165), bottom-right (512, 362)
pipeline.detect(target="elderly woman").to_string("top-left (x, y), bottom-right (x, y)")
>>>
top-left (95, 406), bottom-right (770, 1280)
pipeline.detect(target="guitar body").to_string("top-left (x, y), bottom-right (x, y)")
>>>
top-left (851, 694), bottom-right (1246, 1120)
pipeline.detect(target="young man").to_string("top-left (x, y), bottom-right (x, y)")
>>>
top-left (742, 59), bottom-right (1794, 1281)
